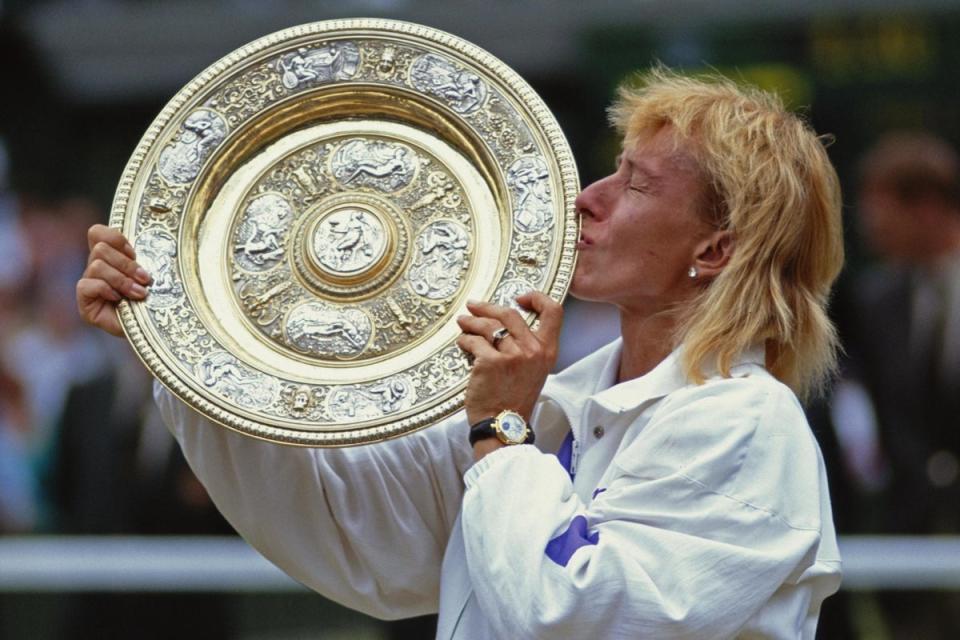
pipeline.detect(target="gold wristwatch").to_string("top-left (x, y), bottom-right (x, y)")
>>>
top-left (469, 409), bottom-right (534, 446)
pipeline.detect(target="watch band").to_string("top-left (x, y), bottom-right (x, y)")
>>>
top-left (468, 417), bottom-right (499, 446)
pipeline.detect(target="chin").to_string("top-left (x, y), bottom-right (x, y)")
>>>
top-left (568, 273), bottom-right (587, 300)
top-left (568, 277), bottom-right (604, 303)
top-left (570, 260), bottom-right (608, 300)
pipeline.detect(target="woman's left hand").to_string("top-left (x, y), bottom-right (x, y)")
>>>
top-left (456, 291), bottom-right (563, 426)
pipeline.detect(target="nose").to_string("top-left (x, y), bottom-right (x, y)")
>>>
top-left (574, 173), bottom-right (614, 220)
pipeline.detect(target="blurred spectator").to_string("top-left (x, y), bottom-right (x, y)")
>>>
top-left (0, 135), bottom-right (38, 533)
top-left (54, 360), bottom-right (238, 640)
top-left (45, 197), bottom-right (236, 635)
top-left (841, 131), bottom-right (960, 638)
top-left (0, 124), bottom-right (236, 634)
top-left (0, 362), bottom-right (35, 533)
top-left (0, 137), bottom-right (30, 298)
top-left (0, 196), bottom-right (114, 529)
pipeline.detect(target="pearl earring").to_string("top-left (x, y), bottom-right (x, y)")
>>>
top-left (688, 266), bottom-right (698, 279)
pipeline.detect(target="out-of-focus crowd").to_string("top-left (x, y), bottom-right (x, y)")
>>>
top-left (2, 118), bottom-right (960, 637)
top-left (0, 134), bottom-right (242, 639)
top-left (814, 130), bottom-right (960, 638)
top-left (0, 137), bottom-right (230, 539)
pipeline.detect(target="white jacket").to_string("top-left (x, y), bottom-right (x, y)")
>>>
top-left (155, 339), bottom-right (841, 639)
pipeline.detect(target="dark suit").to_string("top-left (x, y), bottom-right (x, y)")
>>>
top-left (840, 264), bottom-right (960, 639)
top-left (844, 266), bottom-right (960, 534)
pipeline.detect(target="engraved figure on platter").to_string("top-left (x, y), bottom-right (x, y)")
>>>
top-left (331, 140), bottom-right (416, 192)
top-left (507, 157), bottom-right (553, 233)
top-left (346, 148), bottom-right (410, 184)
top-left (157, 109), bottom-right (227, 184)
top-left (285, 384), bottom-right (315, 416)
top-left (234, 193), bottom-right (292, 270)
top-left (296, 316), bottom-right (364, 347)
top-left (410, 53), bottom-right (487, 115)
top-left (285, 302), bottom-right (372, 357)
top-left (495, 278), bottom-right (536, 311)
top-left (313, 209), bottom-right (387, 274)
top-left (326, 376), bottom-right (415, 421)
top-left (332, 212), bottom-right (370, 263)
top-left (277, 42), bottom-right (361, 90)
top-left (408, 220), bottom-right (469, 300)
top-left (327, 388), bottom-right (369, 420)
top-left (376, 46), bottom-right (397, 77)
top-left (369, 378), bottom-right (415, 413)
top-left (292, 387), bottom-right (312, 412)
top-left (197, 351), bottom-right (278, 409)
top-left (134, 229), bottom-right (182, 308)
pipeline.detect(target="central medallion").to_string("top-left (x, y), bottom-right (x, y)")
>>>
top-left (309, 207), bottom-right (389, 281)
top-left (292, 191), bottom-right (409, 300)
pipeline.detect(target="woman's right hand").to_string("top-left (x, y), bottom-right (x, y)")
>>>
top-left (76, 224), bottom-right (152, 336)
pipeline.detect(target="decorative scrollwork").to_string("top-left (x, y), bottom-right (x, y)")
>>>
top-left (237, 276), bottom-right (293, 327)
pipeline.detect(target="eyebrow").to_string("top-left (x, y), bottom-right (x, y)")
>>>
top-left (624, 156), bottom-right (664, 185)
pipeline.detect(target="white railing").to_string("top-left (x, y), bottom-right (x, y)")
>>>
top-left (1, 535), bottom-right (959, 592)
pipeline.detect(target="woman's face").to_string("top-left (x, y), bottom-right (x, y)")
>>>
top-left (571, 127), bottom-right (713, 315)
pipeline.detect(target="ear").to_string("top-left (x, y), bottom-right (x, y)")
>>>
top-left (692, 229), bottom-right (733, 279)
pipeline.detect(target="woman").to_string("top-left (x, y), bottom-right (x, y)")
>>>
top-left (78, 68), bottom-right (844, 638)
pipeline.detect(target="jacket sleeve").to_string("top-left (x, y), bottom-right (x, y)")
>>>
top-left (153, 381), bottom-right (475, 620)
top-left (459, 377), bottom-right (838, 639)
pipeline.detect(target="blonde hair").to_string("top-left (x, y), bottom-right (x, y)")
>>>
top-left (609, 67), bottom-right (844, 399)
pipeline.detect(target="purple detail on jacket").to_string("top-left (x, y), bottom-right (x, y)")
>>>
top-left (545, 515), bottom-right (600, 567)
top-left (592, 487), bottom-right (607, 500)
top-left (556, 431), bottom-right (574, 480)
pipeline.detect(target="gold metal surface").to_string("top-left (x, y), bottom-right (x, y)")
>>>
top-left (112, 19), bottom-right (579, 446)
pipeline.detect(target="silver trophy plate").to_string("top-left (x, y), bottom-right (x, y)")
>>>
top-left (112, 19), bottom-right (579, 446)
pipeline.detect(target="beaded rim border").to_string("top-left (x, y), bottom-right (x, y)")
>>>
top-left (111, 18), bottom-right (580, 447)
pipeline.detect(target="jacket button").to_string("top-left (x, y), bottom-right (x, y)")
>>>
top-left (593, 425), bottom-right (605, 439)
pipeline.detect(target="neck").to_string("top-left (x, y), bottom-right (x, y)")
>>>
top-left (617, 308), bottom-right (680, 382)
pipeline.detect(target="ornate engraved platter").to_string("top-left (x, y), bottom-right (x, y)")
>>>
top-left (111, 19), bottom-right (579, 446)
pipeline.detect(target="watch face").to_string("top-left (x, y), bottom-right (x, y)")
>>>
top-left (497, 412), bottom-right (527, 443)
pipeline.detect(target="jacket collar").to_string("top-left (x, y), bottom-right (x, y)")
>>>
top-left (541, 339), bottom-right (767, 425)
top-left (540, 339), bottom-right (622, 425)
